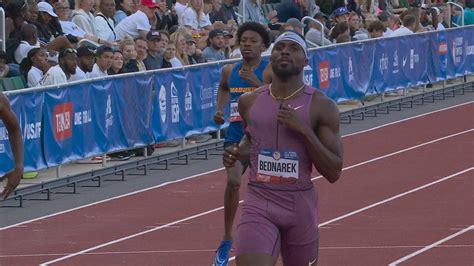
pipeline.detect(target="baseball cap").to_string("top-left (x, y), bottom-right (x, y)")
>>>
top-left (38, 2), bottom-right (58, 17)
top-left (314, 12), bottom-right (329, 19)
top-left (184, 33), bottom-right (195, 43)
top-left (223, 30), bottom-right (233, 38)
top-left (334, 6), bottom-right (349, 17)
top-left (286, 18), bottom-right (304, 28)
top-left (209, 29), bottom-right (224, 38)
top-left (77, 46), bottom-right (95, 57)
top-left (140, 0), bottom-right (158, 8)
top-left (273, 30), bottom-right (308, 58)
top-left (146, 30), bottom-right (162, 41)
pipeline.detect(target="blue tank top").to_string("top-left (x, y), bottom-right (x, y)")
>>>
top-left (225, 59), bottom-right (268, 143)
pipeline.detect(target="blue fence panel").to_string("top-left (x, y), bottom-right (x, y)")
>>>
top-left (428, 30), bottom-right (448, 82)
top-left (0, 92), bottom-right (45, 175)
top-left (447, 28), bottom-right (466, 78)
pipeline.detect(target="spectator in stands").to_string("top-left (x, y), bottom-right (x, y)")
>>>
top-left (154, 0), bottom-right (178, 31)
top-left (185, 34), bottom-right (205, 64)
top-left (72, 0), bottom-right (97, 36)
top-left (182, 0), bottom-right (212, 31)
top-left (55, 0), bottom-right (108, 46)
top-left (95, 0), bottom-right (117, 42)
top-left (458, 0), bottom-right (474, 25)
top-left (243, 0), bottom-right (278, 25)
top-left (4, 0), bottom-right (28, 40)
top-left (119, 37), bottom-right (140, 72)
top-left (209, 0), bottom-right (225, 23)
top-left (144, 30), bottom-right (167, 70)
top-left (425, 7), bottom-right (445, 30)
top-left (203, 0), bottom-right (226, 29)
top-left (336, 32), bottom-right (351, 43)
top-left (161, 43), bottom-right (176, 68)
top-left (334, 6), bottom-right (350, 22)
top-left (70, 46), bottom-right (95, 81)
top-left (115, 0), bottom-right (138, 24)
top-left (175, 0), bottom-right (190, 21)
top-left (222, 30), bottom-right (234, 59)
top-left (89, 45), bottom-right (113, 78)
top-left (14, 24), bottom-right (40, 64)
top-left (391, 13), bottom-right (416, 37)
top-left (134, 37), bottom-right (148, 71)
top-left (40, 48), bottom-right (77, 85)
top-left (19, 48), bottom-right (49, 87)
top-left (108, 51), bottom-right (125, 75)
top-left (284, 18), bottom-right (305, 35)
top-left (115, 0), bottom-right (157, 39)
top-left (348, 12), bottom-right (362, 37)
top-left (220, 0), bottom-right (239, 24)
top-left (377, 11), bottom-right (396, 36)
top-left (0, 52), bottom-right (11, 78)
top-left (347, 0), bottom-right (364, 17)
top-left (35, 2), bottom-right (76, 46)
top-left (329, 21), bottom-right (349, 43)
top-left (170, 28), bottom-right (190, 66)
top-left (305, 12), bottom-right (332, 47)
top-left (202, 29), bottom-right (225, 61)
top-left (25, 0), bottom-right (39, 24)
top-left (367, 20), bottom-right (385, 38)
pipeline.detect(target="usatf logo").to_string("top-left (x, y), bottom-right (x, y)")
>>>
top-left (159, 85), bottom-right (167, 123)
top-left (303, 65), bottom-right (313, 86)
top-left (171, 82), bottom-right (179, 123)
top-left (318, 60), bottom-right (330, 89)
top-left (53, 103), bottom-right (73, 141)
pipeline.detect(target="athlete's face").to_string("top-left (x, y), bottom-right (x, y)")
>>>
top-left (270, 40), bottom-right (307, 81)
top-left (239, 30), bottom-right (265, 61)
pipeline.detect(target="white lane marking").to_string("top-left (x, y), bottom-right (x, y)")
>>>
top-left (388, 225), bottom-right (474, 265)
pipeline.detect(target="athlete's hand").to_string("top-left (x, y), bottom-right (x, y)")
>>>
top-left (277, 104), bottom-right (307, 134)
top-left (214, 110), bottom-right (225, 125)
top-left (223, 144), bottom-right (239, 168)
top-left (239, 66), bottom-right (262, 87)
top-left (1, 167), bottom-right (22, 199)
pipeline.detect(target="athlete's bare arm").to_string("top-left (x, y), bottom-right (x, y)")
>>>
top-left (277, 92), bottom-right (343, 183)
top-left (0, 92), bottom-right (24, 199)
top-left (214, 64), bottom-right (234, 125)
top-left (262, 63), bottom-right (273, 84)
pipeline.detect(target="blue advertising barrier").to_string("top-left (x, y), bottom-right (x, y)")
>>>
top-left (1, 26), bottom-right (473, 175)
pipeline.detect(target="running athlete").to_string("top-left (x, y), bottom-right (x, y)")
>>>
top-left (0, 92), bottom-right (24, 199)
top-left (223, 31), bottom-right (344, 265)
top-left (213, 22), bottom-right (272, 266)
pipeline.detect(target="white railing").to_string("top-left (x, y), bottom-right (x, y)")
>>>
top-left (447, 1), bottom-right (465, 27)
top-left (1, 7), bottom-right (5, 52)
top-left (301, 16), bottom-right (326, 48)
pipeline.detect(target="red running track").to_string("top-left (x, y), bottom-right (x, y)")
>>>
top-left (0, 102), bottom-right (472, 266)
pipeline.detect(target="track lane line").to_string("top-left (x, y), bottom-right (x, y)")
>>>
top-left (388, 225), bottom-right (474, 266)
top-left (39, 130), bottom-right (473, 265)
top-left (2, 102), bottom-right (471, 231)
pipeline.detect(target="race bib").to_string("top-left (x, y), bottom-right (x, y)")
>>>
top-left (257, 149), bottom-right (299, 184)
top-left (229, 102), bottom-right (241, 122)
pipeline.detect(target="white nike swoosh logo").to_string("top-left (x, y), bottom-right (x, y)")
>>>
top-left (294, 105), bottom-right (304, 110)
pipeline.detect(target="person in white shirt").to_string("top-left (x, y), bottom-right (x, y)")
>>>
top-left (390, 14), bottom-right (416, 37)
top-left (378, 11), bottom-right (395, 37)
top-left (115, 0), bottom-right (157, 40)
top-left (70, 46), bottom-right (96, 81)
top-left (95, 0), bottom-right (117, 42)
top-left (181, 0), bottom-right (212, 31)
top-left (89, 46), bottom-right (114, 78)
top-left (19, 48), bottom-right (50, 87)
top-left (41, 48), bottom-right (77, 86)
top-left (72, 0), bottom-right (97, 36)
top-left (175, 0), bottom-right (190, 24)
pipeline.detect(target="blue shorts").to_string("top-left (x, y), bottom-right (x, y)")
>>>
top-left (225, 121), bottom-right (244, 143)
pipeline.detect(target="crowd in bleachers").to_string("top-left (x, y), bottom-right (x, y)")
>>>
top-left (0, 0), bottom-right (473, 91)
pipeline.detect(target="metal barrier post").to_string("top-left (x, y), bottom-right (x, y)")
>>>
top-left (301, 16), bottom-right (326, 47)
top-left (0, 7), bottom-right (5, 52)
top-left (447, 2), bottom-right (465, 27)
top-left (56, 165), bottom-right (62, 178)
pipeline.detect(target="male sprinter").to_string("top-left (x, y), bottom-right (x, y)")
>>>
top-left (213, 22), bottom-right (272, 266)
top-left (0, 92), bottom-right (24, 199)
top-left (223, 31), bottom-right (344, 265)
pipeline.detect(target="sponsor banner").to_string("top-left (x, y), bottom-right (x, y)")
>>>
top-left (428, 30), bottom-right (448, 82)
top-left (446, 28), bottom-right (466, 78)
top-left (0, 92), bottom-right (45, 175)
top-left (400, 34), bottom-right (429, 87)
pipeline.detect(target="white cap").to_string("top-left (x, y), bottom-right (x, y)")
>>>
top-left (38, 2), bottom-right (58, 17)
top-left (273, 30), bottom-right (308, 58)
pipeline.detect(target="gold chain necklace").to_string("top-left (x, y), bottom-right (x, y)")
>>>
top-left (269, 84), bottom-right (306, 101)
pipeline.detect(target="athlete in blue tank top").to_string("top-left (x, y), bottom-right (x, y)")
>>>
top-left (213, 22), bottom-right (272, 266)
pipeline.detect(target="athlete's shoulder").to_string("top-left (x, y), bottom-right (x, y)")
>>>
top-left (310, 89), bottom-right (340, 119)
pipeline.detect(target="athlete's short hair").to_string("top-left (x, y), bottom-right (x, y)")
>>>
top-left (236, 22), bottom-right (271, 49)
